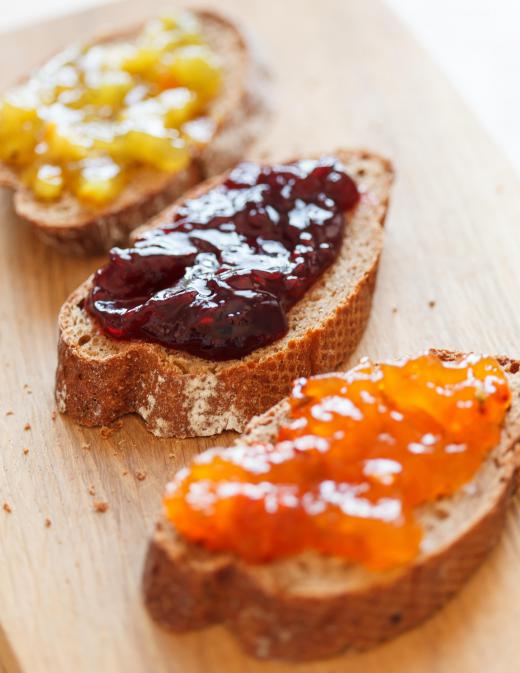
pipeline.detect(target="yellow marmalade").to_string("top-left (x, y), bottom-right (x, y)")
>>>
top-left (0, 13), bottom-right (221, 205)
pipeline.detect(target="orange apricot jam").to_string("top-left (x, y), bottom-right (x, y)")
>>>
top-left (164, 353), bottom-right (511, 570)
top-left (0, 12), bottom-right (220, 205)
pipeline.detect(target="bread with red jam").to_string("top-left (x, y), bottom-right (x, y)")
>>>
top-left (55, 149), bottom-right (393, 437)
top-left (142, 351), bottom-right (520, 661)
top-left (0, 10), bottom-right (269, 255)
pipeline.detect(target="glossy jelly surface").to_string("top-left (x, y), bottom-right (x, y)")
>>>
top-left (86, 157), bottom-right (360, 360)
top-left (164, 353), bottom-right (511, 569)
top-left (0, 12), bottom-right (220, 205)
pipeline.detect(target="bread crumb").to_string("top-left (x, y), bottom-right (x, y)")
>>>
top-left (428, 300), bottom-right (436, 308)
top-left (23, 423), bottom-right (31, 431)
top-left (23, 384), bottom-right (32, 394)
top-left (23, 447), bottom-right (29, 455)
top-left (5, 410), bottom-right (13, 416)
top-left (135, 471), bottom-right (147, 481)
top-left (3, 502), bottom-right (12, 513)
top-left (392, 307), bottom-right (398, 314)
top-left (51, 410), bottom-right (57, 421)
top-left (88, 485), bottom-right (96, 496)
top-left (81, 443), bottom-right (91, 451)
top-left (44, 517), bottom-right (52, 528)
top-left (122, 470), bottom-right (128, 476)
top-left (100, 420), bottom-right (123, 438)
top-left (168, 452), bottom-right (175, 459)
top-left (93, 500), bottom-right (109, 513)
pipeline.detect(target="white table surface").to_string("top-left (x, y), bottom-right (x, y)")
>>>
top-left (1, 0), bottom-right (519, 175)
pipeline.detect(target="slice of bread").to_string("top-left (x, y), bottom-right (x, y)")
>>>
top-left (142, 351), bottom-right (520, 661)
top-left (55, 149), bottom-right (393, 438)
top-left (0, 10), bottom-right (269, 255)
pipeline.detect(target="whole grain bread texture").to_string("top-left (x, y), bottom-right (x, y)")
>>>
top-left (142, 351), bottom-right (520, 661)
top-left (0, 10), bottom-right (270, 255)
top-left (55, 149), bottom-right (393, 438)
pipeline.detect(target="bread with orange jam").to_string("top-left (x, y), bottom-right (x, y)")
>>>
top-left (0, 10), bottom-right (269, 255)
top-left (55, 149), bottom-right (393, 437)
top-left (142, 350), bottom-right (520, 661)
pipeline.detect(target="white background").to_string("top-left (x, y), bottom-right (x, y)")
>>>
top-left (1, 0), bottom-right (520, 174)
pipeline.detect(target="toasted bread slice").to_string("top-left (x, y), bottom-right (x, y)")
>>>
top-left (55, 149), bottom-right (393, 438)
top-left (0, 10), bottom-right (269, 255)
top-left (142, 351), bottom-right (520, 661)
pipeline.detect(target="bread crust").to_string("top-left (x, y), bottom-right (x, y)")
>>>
top-left (142, 352), bottom-right (520, 661)
top-left (55, 149), bottom-right (393, 437)
top-left (0, 10), bottom-right (270, 255)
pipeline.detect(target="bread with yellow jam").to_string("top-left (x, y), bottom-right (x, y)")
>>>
top-left (143, 350), bottom-right (520, 661)
top-left (0, 10), bottom-right (269, 254)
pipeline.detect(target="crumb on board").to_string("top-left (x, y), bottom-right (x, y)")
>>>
top-left (23, 447), bottom-right (29, 455)
top-left (88, 485), bottom-right (96, 496)
top-left (51, 410), bottom-right (57, 421)
top-left (168, 453), bottom-right (175, 459)
top-left (428, 300), bottom-right (436, 308)
top-left (136, 471), bottom-right (147, 481)
top-left (93, 501), bottom-right (109, 513)
top-left (3, 502), bottom-right (12, 513)
top-left (5, 410), bottom-right (13, 416)
top-left (122, 470), bottom-right (128, 476)
top-left (23, 423), bottom-right (31, 431)
top-left (392, 307), bottom-right (398, 314)
top-left (44, 517), bottom-right (52, 528)
top-left (81, 443), bottom-right (91, 451)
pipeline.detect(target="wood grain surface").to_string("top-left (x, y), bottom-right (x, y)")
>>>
top-left (1, 1), bottom-right (520, 671)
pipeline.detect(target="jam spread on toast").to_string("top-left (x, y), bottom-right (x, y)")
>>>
top-left (0, 13), bottom-right (220, 204)
top-left (86, 158), bottom-right (360, 359)
top-left (164, 353), bottom-right (510, 569)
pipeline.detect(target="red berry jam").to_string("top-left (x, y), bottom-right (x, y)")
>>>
top-left (86, 158), bottom-right (360, 360)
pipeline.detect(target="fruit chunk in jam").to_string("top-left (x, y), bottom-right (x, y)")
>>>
top-left (86, 157), bottom-right (360, 360)
top-left (0, 12), bottom-right (220, 205)
top-left (164, 353), bottom-right (511, 569)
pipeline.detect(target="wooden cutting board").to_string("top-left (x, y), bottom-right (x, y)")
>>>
top-left (2, 0), bottom-right (520, 671)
